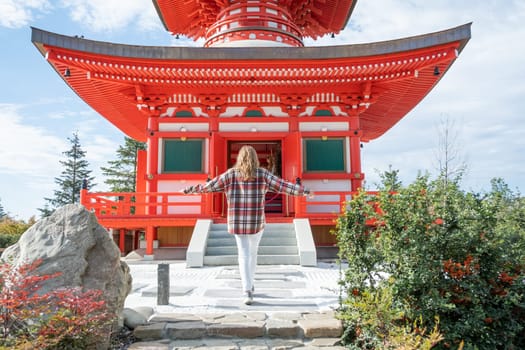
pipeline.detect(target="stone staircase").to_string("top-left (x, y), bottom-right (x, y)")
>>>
top-left (124, 262), bottom-right (343, 349)
top-left (203, 223), bottom-right (301, 266)
top-left (129, 311), bottom-right (344, 349)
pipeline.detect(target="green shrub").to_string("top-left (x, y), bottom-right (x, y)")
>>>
top-left (336, 176), bottom-right (525, 349)
top-left (0, 217), bottom-right (34, 248)
top-left (0, 234), bottom-right (20, 249)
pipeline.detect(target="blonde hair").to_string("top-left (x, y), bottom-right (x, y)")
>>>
top-left (234, 145), bottom-right (260, 180)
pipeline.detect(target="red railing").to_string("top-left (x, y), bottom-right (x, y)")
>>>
top-left (295, 191), bottom-right (381, 217)
top-left (80, 190), bottom-right (210, 218)
top-left (80, 189), bottom-right (382, 222)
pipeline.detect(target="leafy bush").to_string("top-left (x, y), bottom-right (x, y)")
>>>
top-left (0, 234), bottom-right (20, 249)
top-left (0, 217), bottom-right (34, 248)
top-left (0, 259), bottom-right (115, 349)
top-left (336, 176), bottom-right (525, 349)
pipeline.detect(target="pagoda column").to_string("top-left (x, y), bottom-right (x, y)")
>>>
top-left (209, 117), bottom-right (222, 216)
top-left (145, 114), bottom-right (159, 259)
top-left (349, 115), bottom-right (364, 191)
top-left (119, 228), bottom-right (126, 254)
top-left (286, 111), bottom-right (301, 216)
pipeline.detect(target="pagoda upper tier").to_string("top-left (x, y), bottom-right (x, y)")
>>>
top-left (152, 0), bottom-right (357, 47)
top-left (31, 23), bottom-right (470, 142)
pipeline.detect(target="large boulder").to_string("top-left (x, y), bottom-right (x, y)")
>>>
top-left (1, 204), bottom-right (132, 315)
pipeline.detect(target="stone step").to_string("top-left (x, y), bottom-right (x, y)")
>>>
top-left (204, 223), bottom-right (300, 266)
top-left (128, 337), bottom-right (345, 349)
top-left (210, 223), bottom-right (295, 232)
top-left (207, 236), bottom-right (297, 246)
top-left (203, 254), bottom-right (300, 266)
top-left (208, 229), bottom-right (296, 239)
top-left (206, 245), bottom-right (298, 256)
top-left (130, 311), bottom-right (343, 349)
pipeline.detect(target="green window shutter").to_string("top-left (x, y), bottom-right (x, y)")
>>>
top-left (175, 110), bottom-right (193, 117)
top-left (314, 109), bottom-right (332, 116)
top-left (246, 110), bottom-right (263, 117)
top-left (304, 138), bottom-right (345, 172)
top-left (163, 139), bottom-right (203, 172)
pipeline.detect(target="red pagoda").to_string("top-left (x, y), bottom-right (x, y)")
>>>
top-left (32, 0), bottom-right (470, 263)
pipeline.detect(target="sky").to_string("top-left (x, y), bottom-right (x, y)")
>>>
top-left (0, 0), bottom-right (524, 220)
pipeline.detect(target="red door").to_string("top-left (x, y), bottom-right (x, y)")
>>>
top-left (227, 140), bottom-right (284, 215)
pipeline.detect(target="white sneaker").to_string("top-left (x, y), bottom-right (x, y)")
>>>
top-left (243, 291), bottom-right (253, 305)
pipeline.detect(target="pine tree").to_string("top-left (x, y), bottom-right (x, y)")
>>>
top-left (101, 137), bottom-right (146, 192)
top-left (0, 198), bottom-right (6, 219)
top-left (376, 165), bottom-right (403, 191)
top-left (39, 132), bottom-right (96, 217)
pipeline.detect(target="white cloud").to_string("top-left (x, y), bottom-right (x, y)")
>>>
top-left (0, 104), bottom-right (65, 177)
top-left (60, 0), bottom-right (161, 32)
top-left (0, 104), bottom-right (125, 218)
top-left (0, 0), bottom-right (50, 28)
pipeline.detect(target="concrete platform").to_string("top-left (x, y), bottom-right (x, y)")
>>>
top-left (123, 261), bottom-right (342, 314)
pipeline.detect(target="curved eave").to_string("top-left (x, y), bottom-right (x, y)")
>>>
top-left (32, 23), bottom-right (470, 61)
top-left (152, 0), bottom-right (357, 40)
top-left (31, 23), bottom-right (471, 142)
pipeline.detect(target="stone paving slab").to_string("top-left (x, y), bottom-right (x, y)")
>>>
top-left (226, 280), bottom-right (307, 289)
top-left (149, 313), bottom-right (203, 323)
top-left (204, 289), bottom-right (293, 299)
top-left (216, 273), bottom-right (291, 281)
top-left (213, 298), bottom-right (318, 311)
top-left (298, 318), bottom-right (343, 338)
top-left (141, 286), bottom-right (196, 297)
top-left (254, 267), bottom-right (306, 275)
top-left (128, 337), bottom-right (345, 350)
top-left (218, 267), bottom-right (305, 277)
top-left (131, 282), bottom-right (150, 292)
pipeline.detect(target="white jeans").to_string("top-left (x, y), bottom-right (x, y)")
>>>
top-left (234, 230), bottom-right (263, 293)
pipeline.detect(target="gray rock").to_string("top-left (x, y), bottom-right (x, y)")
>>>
top-left (133, 306), bottom-right (155, 320)
top-left (1, 204), bottom-right (132, 317)
top-left (123, 308), bottom-right (149, 329)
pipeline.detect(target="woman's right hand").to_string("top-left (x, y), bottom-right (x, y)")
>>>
top-left (182, 186), bottom-right (195, 194)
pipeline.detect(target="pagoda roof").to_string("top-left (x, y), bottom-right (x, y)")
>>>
top-left (31, 23), bottom-right (471, 142)
top-left (152, 0), bottom-right (357, 40)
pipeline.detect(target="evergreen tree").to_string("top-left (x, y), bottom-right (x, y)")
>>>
top-left (0, 198), bottom-right (6, 219)
top-left (101, 137), bottom-right (146, 192)
top-left (375, 165), bottom-right (403, 191)
top-left (39, 132), bottom-right (95, 217)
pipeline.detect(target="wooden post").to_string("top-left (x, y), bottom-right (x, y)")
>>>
top-left (349, 116), bottom-right (364, 191)
top-left (145, 226), bottom-right (155, 257)
top-left (119, 229), bottom-right (125, 254)
top-left (157, 264), bottom-right (170, 305)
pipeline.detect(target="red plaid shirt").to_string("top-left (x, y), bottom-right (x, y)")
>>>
top-left (189, 168), bottom-right (309, 235)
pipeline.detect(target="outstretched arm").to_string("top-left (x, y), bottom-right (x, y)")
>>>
top-left (182, 174), bottom-right (225, 194)
top-left (266, 171), bottom-right (312, 197)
